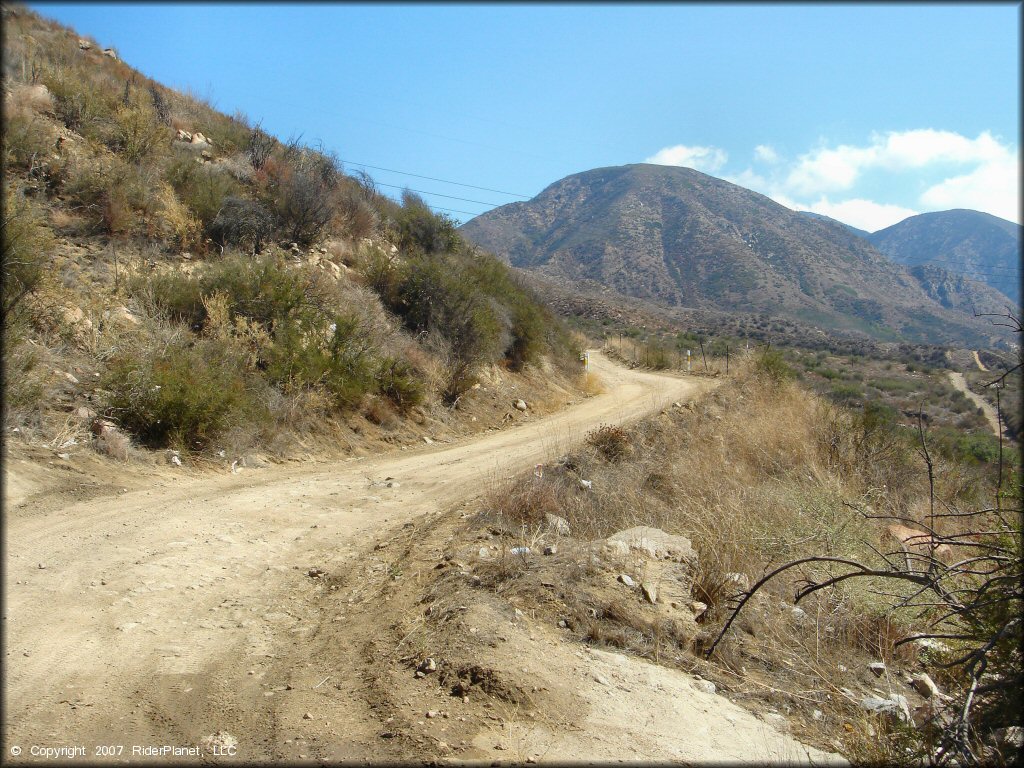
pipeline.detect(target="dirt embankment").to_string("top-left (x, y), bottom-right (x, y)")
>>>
top-left (3, 352), bottom-right (841, 764)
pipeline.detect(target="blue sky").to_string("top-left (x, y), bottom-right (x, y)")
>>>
top-left (30, 3), bottom-right (1021, 231)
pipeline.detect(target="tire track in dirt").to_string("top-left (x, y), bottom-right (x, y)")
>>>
top-left (3, 352), bottom-right (716, 762)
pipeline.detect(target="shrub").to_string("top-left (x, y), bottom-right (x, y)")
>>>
top-left (109, 103), bottom-right (168, 164)
top-left (165, 155), bottom-right (242, 232)
top-left (208, 197), bottom-right (274, 255)
top-left (754, 348), bottom-right (794, 384)
top-left (102, 339), bottom-right (266, 451)
top-left (586, 424), bottom-right (632, 462)
top-left (390, 191), bottom-right (458, 255)
top-left (267, 142), bottom-right (340, 246)
top-left (376, 355), bottom-right (425, 411)
top-left (1, 188), bottom-right (53, 322)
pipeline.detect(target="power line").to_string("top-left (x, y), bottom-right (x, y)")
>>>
top-left (371, 181), bottom-right (507, 208)
top-left (341, 159), bottom-right (529, 198)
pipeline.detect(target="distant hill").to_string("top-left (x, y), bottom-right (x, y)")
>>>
top-left (460, 164), bottom-right (1009, 347)
top-left (867, 210), bottom-right (1020, 306)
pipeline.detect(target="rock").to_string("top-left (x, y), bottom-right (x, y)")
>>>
top-left (543, 545), bottom-right (557, 556)
top-left (57, 453), bottom-right (71, 460)
top-left (386, 481), bottom-right (400, 488)
top-left (75, 406), bottom-right (96, 420)
top-left (478, 547), bottom-right (490, 558)
top-left (557, 619), bottom-right (567, 629)
top-left (812, 709), bottom-right (824, 721)
top-left (37, 563), bottom-right (46, 569)
top-left (303, 712), bottom-right (313, 720)
top-left (672, 401), bottom-right (681, 408)
top-left (868, 662), bottom-right (887, 677)
top-left (510, 546), bottom-right (531, 556)
top-left (605, 527), bottom-right (697, 565)
top-left (170, 455), bottom-right (182, 467)
top-left (545, 513), bottom-right (570, 536)
top-left (423, 436), bottom-right (434, 444)
top-left (592, 673), bottom-right (610, 686)
top-left (861, 694), bottom-right (911, 723)
top-left (201, 149), bottom-right (213, 161)
top-left (618, 574), bottom-right (636, 588)
top-left (725, 572), bottom-right (750, 590)
top-left (175, 128), bottom-right (193, 142)
top-left (692, 678), bottom-right (716, 694)
top-left (690, 601), bottom-right (708, 618)
top-left (190, 132), bottom-right (211, 147)
top-left (417, 657), bottom-right (436, 674)
top-left (426, 710), bottom-right (439, 719)
top-left (990, 726), bottom-right (1024, 750)
top-left (102, 48), bottom-right (118, 59)
top-left (910, 673), bottom-right (940, 699)
top-left (78, 38), bottom-right (93, 50)
top-left (578, 479), bottom-right (593, 490)
top-left (641, 582), bottom-right (658, 603)
top-left (307, 567), bottom-right (325, 578)
top-left (790, 606), bottom-right (807, 621)
top-left (103, 306), bottom-right (141, 326)
top-left (514, 399), bottom-right (528, 411)
top-left (762, 712), bottom-right (790, 732)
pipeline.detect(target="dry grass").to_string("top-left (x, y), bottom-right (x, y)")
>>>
top-left (468, 367), bottom-right (952, 762)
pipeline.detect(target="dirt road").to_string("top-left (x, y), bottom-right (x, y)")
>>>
top-left (948, 370), bottom-right (1001, 437)
top-left (3, 353), bottom-right (836, 763)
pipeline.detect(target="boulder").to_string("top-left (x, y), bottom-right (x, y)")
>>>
top-left (604, 527), bottom-right (697, 565)
top-left (78, 39), bottom-right (93, 50)
top-left (102, 48), bottom-right (118, 60)
top-left (910, 673), bottom-right (940, 699)
top-left (868, 661), bottom-right (887, 678)
top-left (861, 693), bottom-right (911, 723)
top-left (514, 399), bottom-right (528, 411)
top-left (175, 128), bottom-right (193, 142)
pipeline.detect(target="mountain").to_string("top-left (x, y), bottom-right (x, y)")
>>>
top-left (460, 164), bottom-right (1009, 346)
top-left (798, 211), bottom-right (871, 239)
top-left (866, 210), bottom-right (1020, 306)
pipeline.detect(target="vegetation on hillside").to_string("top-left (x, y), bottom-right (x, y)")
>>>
top-left (2, 4), bottom-right (577, 455)
top-left (468, 351), bottom-right (1020, 764)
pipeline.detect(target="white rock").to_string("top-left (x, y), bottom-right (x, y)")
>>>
top-left (868, 662), bottom-right (887, 677)
top-left (692, 678), bottom-right (716, 695)
top-left (515, 399), bottom-right (528, 411)
top-left (605, 527), bottom-right (697, 565)
top-left (545, 513), bottom-right (570, 536)
top-left (170, 455), bottom-right (182, 467)
top-left (911, 673), bottom-right (940, 699)
top-left (641, 582), bottom-right (658, 604)
top-left (618, 574), bottom-right (636, 588)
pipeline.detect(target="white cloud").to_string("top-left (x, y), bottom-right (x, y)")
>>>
top-left (644, 129), bottom-right (1020, 228)
top-left (645, 144), bottom-right (727, 173)
top-left (784, 129), bottom-right (1017, 198)
top-left (919, 150), bottom-right (1020, 223)
top-left (801, 197), bottom-right (921, 233)
top-left (753, 144), bottom-right (780, 164)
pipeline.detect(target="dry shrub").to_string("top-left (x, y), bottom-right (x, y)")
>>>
top-left (93, 427), bottom-right (130, 461)
top-left (363, 395), bottom-right (398, 430)
top-left (586, 423), bottom-right (631, 462)
top-left (486, 476), bottom-right (565, 529)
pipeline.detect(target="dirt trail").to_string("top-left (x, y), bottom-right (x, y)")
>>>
top-left (3, 353), bottom-right (837, 763)
top-left (948, 370), bottom-right (1001, 437)
top-left (972, 350), bottom-right (988, 372)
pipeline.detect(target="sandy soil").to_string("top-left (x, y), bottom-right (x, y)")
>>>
top-left (3, 352), bottom-right (842, 764)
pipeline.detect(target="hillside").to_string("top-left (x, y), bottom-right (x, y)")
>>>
top-left (460, 164), bottom-right (1011, 347)
top-left (866, 209), bottom-right (1021, 306)
top-left (2, 4), bottom-right (580, 463)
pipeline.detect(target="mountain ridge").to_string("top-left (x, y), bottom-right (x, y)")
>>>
top-left (460, 163), bottom-right (1012, 347)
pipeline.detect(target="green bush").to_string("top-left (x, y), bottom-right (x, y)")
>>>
top-left (165, 155), bottom-right (242, 232)
top-left (755, 349), bottom-right (795, 384)
top-left (376, 356), bottom-right (425, 411)
top-left (1, 189), bottom-right (52, 322)
top-left (103, 340), bottom-right (266, 450)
